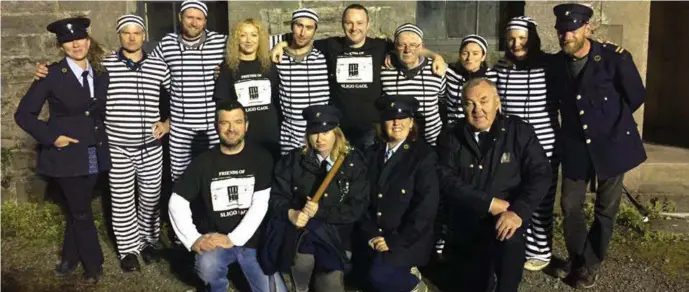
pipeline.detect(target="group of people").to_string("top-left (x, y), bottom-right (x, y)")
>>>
top-left (15, 1), bottom-right (647, 291)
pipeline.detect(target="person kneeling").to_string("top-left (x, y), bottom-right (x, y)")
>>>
top-left (360, 95), bottom-right (439, 292)
top-left (262, 105), bottom-right (369, 292)
top-left (168, 100), bottom-right (286, 292)
top-left (437, 78), bottom-right (551, 292)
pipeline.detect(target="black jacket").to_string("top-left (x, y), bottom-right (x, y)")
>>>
top-left (269, 147), bottom-right (370, 250)
top-left (548, 39), bottom-right (646, 180)
top-left (14, 58), bottom-right (110, 177)
top-left (361, 139), bottom-right (439, 267)
top-left (437, 115), bottom-right (551, 230)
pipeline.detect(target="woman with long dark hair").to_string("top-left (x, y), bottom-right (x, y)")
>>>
top-left (492, 16), bottom-right (560, 272)
top-left (14, 17), bottom-right (110, 284)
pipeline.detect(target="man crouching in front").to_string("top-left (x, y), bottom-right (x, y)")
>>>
top-left (435, 78), bottom-right (551, 292)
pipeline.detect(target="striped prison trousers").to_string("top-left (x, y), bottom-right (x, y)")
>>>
top-left (169, 122), bottom-right (218, 181)
top-left (109, 143), bottom-right (163, 258)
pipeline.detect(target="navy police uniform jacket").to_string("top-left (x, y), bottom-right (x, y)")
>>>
top-left (548, 39), bottom-right (646, 180)
top-left (14, 58), bottom-right (110, 177)
top-left (262, 147), bottom-right (369, 272)
top-left (361, 139), bottom-right (439, 267)
top-left (437, 115), bottom-right (551, 237)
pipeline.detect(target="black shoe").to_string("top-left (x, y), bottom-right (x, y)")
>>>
top-left (140, 246), bottom-right (160, 265)
top-left (574, 266), bottom-right (599, 289)
top-left (83, 267), bottom-right (102, 285)
top-left (119, 254), bottom-right (141, 272)
top-left (54, 261), bottom-right (79, 278)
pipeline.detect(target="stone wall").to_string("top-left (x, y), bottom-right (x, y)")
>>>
top-left (1, 1), bottom-right (135, 202)
top-left (227, 1), bottom-right (416, 40)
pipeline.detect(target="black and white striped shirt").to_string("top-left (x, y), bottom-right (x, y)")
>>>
top-left (381, 58), bottom-right (445, 145)
top-left (493, 58), bottom-right (559, 158)
top-left (103, 51), bottom-right (171, 147)
top-left (276, 47), bottom-right (330, 153)
top-left (445, 66), bottom-right (497, 125)
top-left (152, 30), bottom-right (227, 129)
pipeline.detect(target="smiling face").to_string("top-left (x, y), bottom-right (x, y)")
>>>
top-left (292, 17), bottom-right (317, 49)
top-left (463, 80), bottom-right (500, 131)
top-left (61, 37), bottom-right (91, 61)
top-left (238, 23), bottom-right (259, 55)
top-left (506, 29), bottom-right (529, 60)
top-left (558, 24), bottom-right (590, 56)
top-left (216, 108), bottom-right (248, 149)
top-left (179, 8), bottom-right (207, 39)
top-left (384, 117), bottom-right (413, 144)
top-left (341, 7), bottom-right (369, 46)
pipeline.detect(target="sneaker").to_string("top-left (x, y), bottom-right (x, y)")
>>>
top-left (574, 266), bottom-right (599, 289)
top-left (524, 258), bottom-right (550, 271)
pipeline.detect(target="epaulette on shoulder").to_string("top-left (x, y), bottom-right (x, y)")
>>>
top-left (597, 38), bottom-right (627, 54)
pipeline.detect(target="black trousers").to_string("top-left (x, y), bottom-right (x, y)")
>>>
top-left (435, 217), bottom-right (527, 292)
top-left (561, 174), bottom-right (624, 269)
top-left (54, 175), bottom-right (103, 273)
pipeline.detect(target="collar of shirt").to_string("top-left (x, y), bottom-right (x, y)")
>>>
top-left (473, 127), bottom-right (491, 143)
top-left (66, 56), bottom-right (93, 83)
top-left (385, 138), bottom-right (406, 156)
top-left (316, 153), bottom-right (334, 168)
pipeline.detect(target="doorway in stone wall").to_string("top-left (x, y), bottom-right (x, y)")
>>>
top-left (644, 1), bottom-right (689, 148)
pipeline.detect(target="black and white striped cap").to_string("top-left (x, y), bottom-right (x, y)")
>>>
top-left (394, 23), bottom-right (423, 40)
top-left (116, 14), bottom-right (145, 32)
top-left (292, 8), bottom-right (319, 23)
top-left (460, 34), bottom-right (488, 54)
top-left (181, 0), bottom-right (208, 17)
top-left (506, 16), bottom-right (538, 32)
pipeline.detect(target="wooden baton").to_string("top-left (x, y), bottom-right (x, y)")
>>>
top-left (309, 154), bottom-right (346, 203)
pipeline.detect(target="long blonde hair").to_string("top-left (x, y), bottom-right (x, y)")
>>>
top-left (225, 18), bottom-right (271, 74)
top-left (303, 127), bottom-right (351, 161)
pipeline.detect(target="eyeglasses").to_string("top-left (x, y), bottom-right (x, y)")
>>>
top-left (395, 43), bottom-right (422, 50)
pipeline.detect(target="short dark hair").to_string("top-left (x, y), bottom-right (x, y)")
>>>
top-left (342, 4), bottom-right (369, 23)
top-left (215, 99), bottom-right (248, 122)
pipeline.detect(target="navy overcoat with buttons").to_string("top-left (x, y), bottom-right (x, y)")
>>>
top-left (547, 39), bottom-right (647, 180)
top-left (361, 138), bottom-right (439, 267)
top-left (15, 58), bottom-right (111, 177)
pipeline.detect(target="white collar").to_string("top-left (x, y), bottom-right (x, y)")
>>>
top-left (385, 138), bottom-right (406, 154)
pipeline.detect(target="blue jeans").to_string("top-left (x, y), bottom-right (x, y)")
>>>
top-left (196, 246), bottom-right (287, 292)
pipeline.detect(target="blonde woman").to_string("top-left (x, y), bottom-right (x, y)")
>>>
top-left (264, 105), bottom-right (369, 292)
top-left (214, 18), bottom-right (280, 159)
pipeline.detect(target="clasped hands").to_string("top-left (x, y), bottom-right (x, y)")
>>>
top-left (191, 233), bottom-right (234, 254)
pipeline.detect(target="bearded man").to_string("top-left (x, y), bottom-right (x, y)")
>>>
top-left (547, 3), bottom-right (647, 289)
